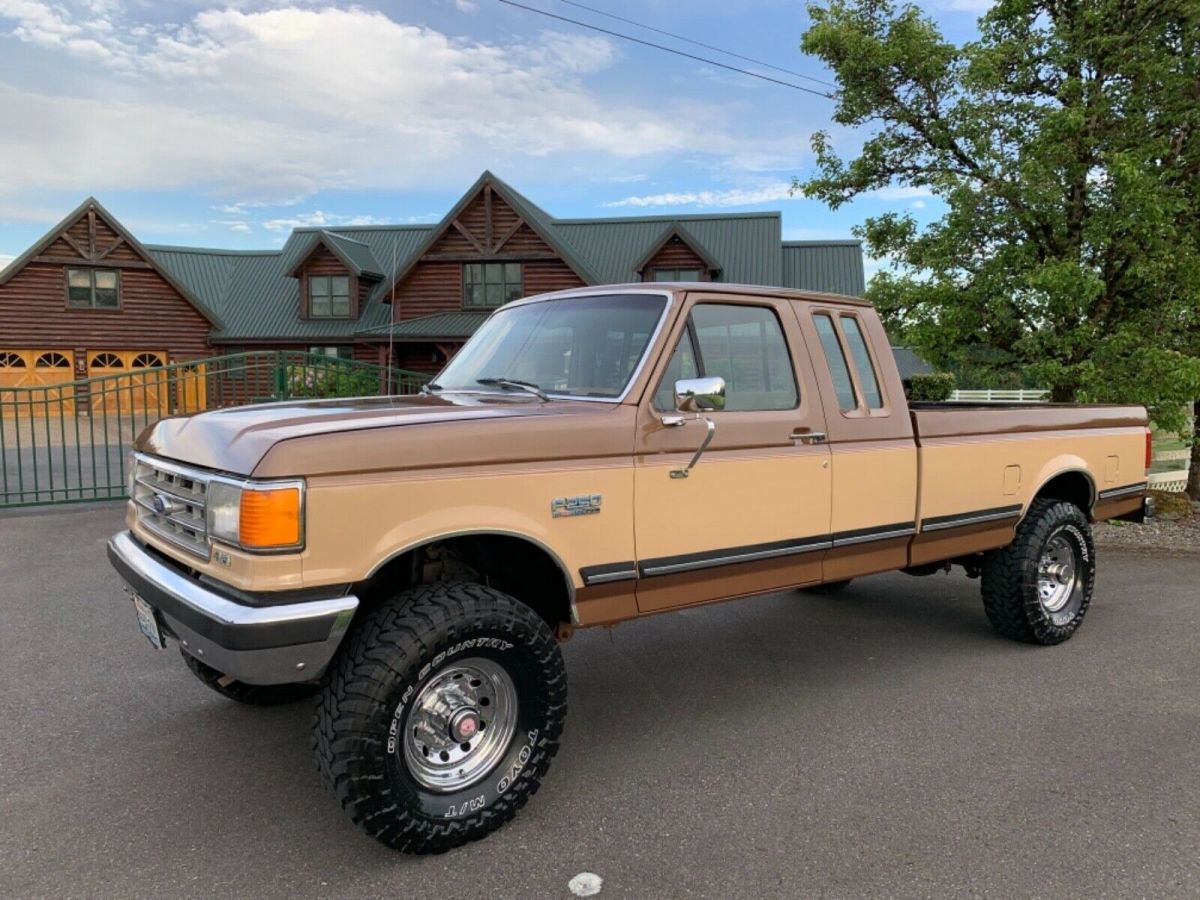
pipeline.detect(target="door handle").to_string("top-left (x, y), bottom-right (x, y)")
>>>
top-left (790, 428), bottom-right (826, 445)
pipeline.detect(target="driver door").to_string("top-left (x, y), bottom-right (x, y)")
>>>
top-left (633, 293), bottom-right (832, 612)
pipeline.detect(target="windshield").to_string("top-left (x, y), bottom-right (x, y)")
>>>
top-left (434, 293), bottom-right (668, 399)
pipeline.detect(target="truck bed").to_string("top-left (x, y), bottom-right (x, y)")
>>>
top-left (906, 402), bottom-right (1149, 566)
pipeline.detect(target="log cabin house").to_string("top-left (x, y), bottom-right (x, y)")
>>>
top-left (0, 171), bottom-right (867, 387)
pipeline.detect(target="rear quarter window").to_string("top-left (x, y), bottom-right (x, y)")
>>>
top-left (839, 315), bottom-right (884, 409)
top-left (813, 314), bottom-right (857, 411)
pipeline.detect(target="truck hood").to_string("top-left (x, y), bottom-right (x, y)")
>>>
top-left (136, 394), bottom-right (600, 476)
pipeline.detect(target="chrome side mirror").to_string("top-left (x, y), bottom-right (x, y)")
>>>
top-left (674, 376), bottom-right (726, 413)
top-left (662, 376), bottom-right (725, 478)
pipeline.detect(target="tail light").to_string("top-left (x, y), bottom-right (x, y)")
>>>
top-left (1145, 428), bottom-right (1153, 472)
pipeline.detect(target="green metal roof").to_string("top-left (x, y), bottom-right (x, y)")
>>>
top-left (149, 225), bottom-right (433, 341)
top-left (356, 311), bottom-right (492, 340)
top-left (299, 231), bottom-right (386, 278)
top-left (781, 240), bottom-right (865, 296)
top-left (116, 173), bottom-right (865, 341)
top-left (553, 212), bottom-right (783, 285)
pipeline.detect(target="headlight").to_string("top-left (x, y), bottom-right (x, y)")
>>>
top-left (207, 478), bottom-right (304, 552)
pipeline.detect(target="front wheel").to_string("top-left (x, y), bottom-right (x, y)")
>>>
top-left (981, 499), bottom-right (1096, 645)
top-left (313, 582), bottom-right (567, 854)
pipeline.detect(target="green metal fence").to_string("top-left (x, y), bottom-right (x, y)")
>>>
top-left (0, 351), bottom-right (429, 508)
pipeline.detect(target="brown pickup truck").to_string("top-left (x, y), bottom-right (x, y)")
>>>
top-left (107, 284), bottom-right (1151, 853)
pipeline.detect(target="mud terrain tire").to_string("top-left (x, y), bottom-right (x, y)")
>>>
top-left (981, 498), bottom-right (1096, 645)
top-left (313, 581), bottom-right (567, 854)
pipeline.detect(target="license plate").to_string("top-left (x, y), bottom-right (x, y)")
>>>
top-left (132, 594), bottom-right (165, 650)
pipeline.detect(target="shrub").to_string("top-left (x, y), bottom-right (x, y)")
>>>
top-left (909, 372), bottom-right (957, 402)
top-left (287, 363), bottom-right (382, 399)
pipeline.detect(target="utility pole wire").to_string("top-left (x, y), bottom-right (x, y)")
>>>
top-left (494, 0), bottom-right (835, 99)
top-left (556, 0), bottom-right (837, 88)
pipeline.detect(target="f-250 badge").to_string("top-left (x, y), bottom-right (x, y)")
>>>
top-left (551, 494), bottom-right (602, 517)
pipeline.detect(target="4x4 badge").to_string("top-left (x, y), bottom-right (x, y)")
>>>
top-left (551, 494), bottom-right (602, 518)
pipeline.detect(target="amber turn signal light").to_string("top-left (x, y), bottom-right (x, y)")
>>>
top-left (239, 486), bottom-right (302, 549)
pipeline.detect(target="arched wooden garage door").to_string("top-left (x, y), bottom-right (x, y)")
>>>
top-left (88, 350), bottom-right (168, 416)
top-left (0, 350), bottom-right (76, 416)
top-left (174, 362), bottom-right (207, 413)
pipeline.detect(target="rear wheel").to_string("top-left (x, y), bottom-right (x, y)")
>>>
top-left (181, 650), bottom-right (318, 705)
top-left (981, 499), bottom-right (1096, 645)
top-left (313, 581), bottom-right (567, 854)
top-left (801, 579), bottom-right (852, 595)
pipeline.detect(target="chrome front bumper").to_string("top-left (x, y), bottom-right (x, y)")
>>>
top-left (107, 530), bottom-right (358, 685)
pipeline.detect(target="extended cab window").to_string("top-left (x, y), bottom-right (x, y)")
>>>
top-left (654, 304), bottom-right (798, 411)
top-left (839, 315), bottom-right (884, 409)
top-left (813, 314), bottom-right (857, 411)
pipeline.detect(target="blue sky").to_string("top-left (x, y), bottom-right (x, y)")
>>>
top-left (0, 0), bottom-right (989, 275)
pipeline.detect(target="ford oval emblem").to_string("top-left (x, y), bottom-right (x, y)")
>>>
top-left (152, 493), bottom-right (175, 515)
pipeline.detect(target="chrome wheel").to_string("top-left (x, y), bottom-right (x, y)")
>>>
top-left (1037, 533), bottom-right (1078, 613)
top-left (402, 657), bottom-right (518, 793)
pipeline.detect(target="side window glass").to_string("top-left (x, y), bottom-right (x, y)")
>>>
top-left (691, 304), bottom-right (798, 411)
top-left (652, 332), bottom-right (698, 411)
top-left (814, 314), bottom-right (858, 411)
top-left (840, 315), bottom-right (883, 409)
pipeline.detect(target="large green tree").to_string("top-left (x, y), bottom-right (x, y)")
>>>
top-left (796, 0), bottom-right (1200, 451)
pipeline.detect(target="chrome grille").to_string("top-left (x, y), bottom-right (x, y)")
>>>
top-left (132, 455), bottom-right (210, 559)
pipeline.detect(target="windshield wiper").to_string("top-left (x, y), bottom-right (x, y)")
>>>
top-left (476, 377), bottom-right (549, 401)
top-left (418, 382), bottom-right (442, 395)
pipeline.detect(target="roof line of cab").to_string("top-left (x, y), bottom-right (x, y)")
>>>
top-left (519, 282), bottom-right (874, 308)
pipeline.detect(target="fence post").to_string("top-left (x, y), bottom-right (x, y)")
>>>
top-left (275, 350), bottom-right (287, 400)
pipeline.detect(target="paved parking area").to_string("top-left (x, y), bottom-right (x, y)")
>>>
top-left (1, 505), bottom-right (1197, 899)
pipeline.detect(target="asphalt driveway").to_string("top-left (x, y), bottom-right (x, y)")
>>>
top-left (1, 505), bottom-right (1197, 899)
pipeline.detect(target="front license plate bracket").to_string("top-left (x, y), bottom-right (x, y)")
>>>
top-left (132, 594), bottom-right (165, 650)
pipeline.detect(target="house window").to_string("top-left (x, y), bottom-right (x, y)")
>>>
top-left (67, 268), bottom-right (119, 309)
top-left (464, 263), bottom-right (522, 308)
top-left (308, 346), bottom-right (353, 360)
top-left (651, 267), bottom-right (704, 282)
top-left (37, 352), bottom-right (71, 369)
top-left (309, 275), bottom-right (351, 317)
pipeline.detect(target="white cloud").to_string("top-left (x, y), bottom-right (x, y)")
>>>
top-left (0, 252), bottom-right (15, 271)
top-left (936, 0), bottom-right (993, 10)
top-left (863, 253), bottom-right (901, 285)
top-left (0, 203), bottom-right (66, 223)
top-left (453, 0), bottom-right (479, 12)
top-left (261, 210), bottom-right (389, 231)
top-left (783, 226), bottom-right (855, 241)
top-left (0, 4), bottom-right (789, 198)
top-left (867, 185), bottom-right (933, 202)
top-left (214, 196), bottom-right (308, 216)
top-left (604, 182), bottom-right (797, 208)
top-left (911, 199), bottom-right (926, 209)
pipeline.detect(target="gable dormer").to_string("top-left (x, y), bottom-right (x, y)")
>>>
top-left (634, 223), bottom-right (722, 282)
top-left (381, 172), bottom-right (594, 320)
top-left (289, 231), bottom-right (383, 320)
top-left (0, 198), bottom-right (220, 359)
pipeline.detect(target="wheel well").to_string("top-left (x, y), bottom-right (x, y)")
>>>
top-left (357, 534), bottom-right (574, 628)
top-left (1033, 470), bottom-right (1095, 517)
